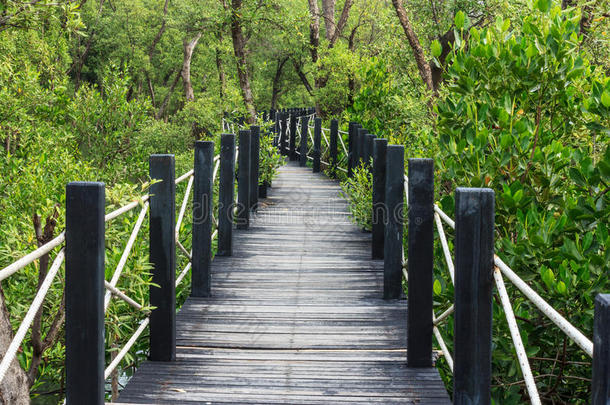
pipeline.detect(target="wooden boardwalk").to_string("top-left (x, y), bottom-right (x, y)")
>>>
top-left (117, 162), bottom-right (450, 404)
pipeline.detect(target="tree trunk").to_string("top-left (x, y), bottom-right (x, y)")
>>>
top-left (292, 59), bottom-right (313, 96)
top-left (391, 0), bottom-right (435, 94)
top-left (307, 0), bottom-right (320, 64)
top-left (215, 43), bottom-right (226, 100)
top-left (182, 32), bottom-right (202, 102)
top-left (157, 68), bottom-right (182, 119)
top-left (230, 0), bottom-right (256, 123)
top-left (321, 0), bottom-right (336, 41)
top-left (0, 286), bottom-right (30, 405)
top-left (329, 0), bottom-right (353, 47)
top-left (146, 0), bottom-right (170, 106)
top-left (270, 57), bottom-right (288, 110)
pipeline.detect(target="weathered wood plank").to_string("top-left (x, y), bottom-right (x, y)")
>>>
top-left (118, 161), bottom-right (450, 404)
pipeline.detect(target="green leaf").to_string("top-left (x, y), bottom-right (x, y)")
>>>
top-left (454, 11), bottom-right (465, 29)
top-left (431, 40), bottom-right (442, 58)
top-left (433, 279), bottom-right (442, 295)
top-left (535, 0), bottom-right (551, 12)
top-left (556, 281), bottom-right (568, 295)
top-left (601, 90), bottom-right (610, 108)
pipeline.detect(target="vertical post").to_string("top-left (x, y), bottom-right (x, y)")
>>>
top-left (592, 294), bottom-right (610, 405)
top-left (347, 122), bottom-right (356, 177)
top-left (372, 139), bottom-right (387, 259)
top-left (65, 182), bottom-right (105, 405)
top-left (453, 188), bottom-right (495, 405)
top-left (280, 112), bottom-right (288, 155)
top-left (330, 119), bottom-right (338, 177)
top-left (356, 128), bottom-right (366, 170)
top-left (289, 114), bottom-right (297, 161)
top-left (249, 125), bottom-right (260, 211)
top-left (237, 130), bottom-right (250, 229)
top-left (384, 145), bottom-right (404, 299)
top-left (407, 159), bottom-right (434, 367)
top-left (313, 117), bottom-right (322, 173)
top-left (149, 154), bottom-right (176, 361)
top-left (300, 114), bottom-right (309, 167)
top-left (217, 134), bottom-right (235, 256)
top-left (192, 142), bottom-right (214, 297)
top-left (364, 133), bottom-right (375, 169)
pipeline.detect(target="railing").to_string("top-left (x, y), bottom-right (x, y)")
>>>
top-left (0, 124), bottom-right (273, 403)
top-left (270, 111), bottom-right (609, 405)
top-left (1, 108), bottom-right (607, 405)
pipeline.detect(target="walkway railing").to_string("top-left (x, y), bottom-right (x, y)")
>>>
top-left (0, 128), bottom-right (268, 403)
top-left (1, 107), bottom-right (607, 405)
top-left (267, 109), bottom-right (609, 405)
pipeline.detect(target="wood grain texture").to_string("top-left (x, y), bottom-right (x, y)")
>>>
top-left (118, 162), bottom-right (450, 404)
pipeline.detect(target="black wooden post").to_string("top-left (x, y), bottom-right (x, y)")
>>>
top-left (372, 138), bottom-right (387, 260)
top-left (347, 122), bottom-right (355, 177)
top-left (300, 114), bottom-right (309, 167)
top-left (192, 142), bottom-right (214, 297)
top-left (364, 133), bottom-right (375, 169)
top-left (454, 188), bottom-right (495, 405)
top-left (149, 154), bottom-right (176, 361)
top-left (384, 145), bottom-right (404, 299)
top-left (65, 182), bottom-right (105, 405)
top-left (249, 125), bottom-right (260, 211)
top-left (217, 134), bottom-right (235, 256)
top-left (592, 294), bottom-right (610, 405)
top-left (289, 114), bottom-right (297, 161)
top-left (280, 112), bottom-right (288, 155)
top-left (313, 117), bottom-right (322, 173)
top-left (407, 158), bottom-right (434, 367)
top-left (356, 128), bottom-right (367, 170)
top-left (237, 130), bottom-right (250, 229)
top-left (330, 119), bottom-right (338, 177)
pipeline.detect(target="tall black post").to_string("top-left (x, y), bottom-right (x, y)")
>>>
top-left (454, 188), bottom-right (495, 405)
top-left (289, 114), bottom-right (297, 161)
top-left (249, 125), bottom-right (260, 211)
top-left (347, 122), bottom-right (357, 177)
top-left (407, 158), bottom-right (434, 367)
top-left (149, 154), bottom-right (176, 361)
top-left (300, 115), bottom-right (309, 167)
top-left (372, 139), bottom-right (387, 259)
top-left (364, 133), bottom-right (375, 169)
top-left (356, 128), bottom-right (367, 170)
top-left (65, 182), bottom-right (105, 405)
top-left (237, 130), bottom-right (250, 229)
top-left (330, 119), bottom-right (338, 177)
top-left (384, 145), bottom-right (404, 299)
top-left (280, 113), bottom-right (288, 155)
top-left (313, 117), bottom-right (322, 173)
top-left (192, 142), bottom-right (214, 297)
top-left (592, 294), bottom-right (610, 405)
top-left (217, 134), bottom-right (235, 256)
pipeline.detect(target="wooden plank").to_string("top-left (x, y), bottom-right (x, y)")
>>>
top-left (119, 161), bottom-right (450, 404)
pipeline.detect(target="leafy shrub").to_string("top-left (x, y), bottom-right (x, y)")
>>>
top-left (433, 4), bottom-right (609, 403)
top-left (340, 163), bottom-right (373, 231)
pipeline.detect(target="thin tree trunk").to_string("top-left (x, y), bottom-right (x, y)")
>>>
top-left (307, 0), bottom-right (320, 64)
top-left (157, 68), bottom-right (182, 119)
top-left (215, 36), bottom-right (226, 100)
top-left (329, 0), bottom-right (353, 47)
top-left (292, 59), bottom-right (313, 96)
top-left (391, 0), bottom-right (435, 93)
top-left (182, 32), bottom-right (202, 102)
top-left (270, 57), bottom-right (288, 110)
top-left (230, 0), bottom-right (256, 123)
top-left (146, 0), bottom-right (170, 106)
top-left (0, 287), bottom-right (30, 405)
top-left (321, 0), bottom-right (336, 41)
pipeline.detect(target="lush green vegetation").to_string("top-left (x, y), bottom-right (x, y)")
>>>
top-left (0, 0), bottom-right (608, 403)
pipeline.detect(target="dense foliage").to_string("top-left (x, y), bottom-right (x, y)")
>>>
top-left (0, 0), bottom-right (608, 402)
